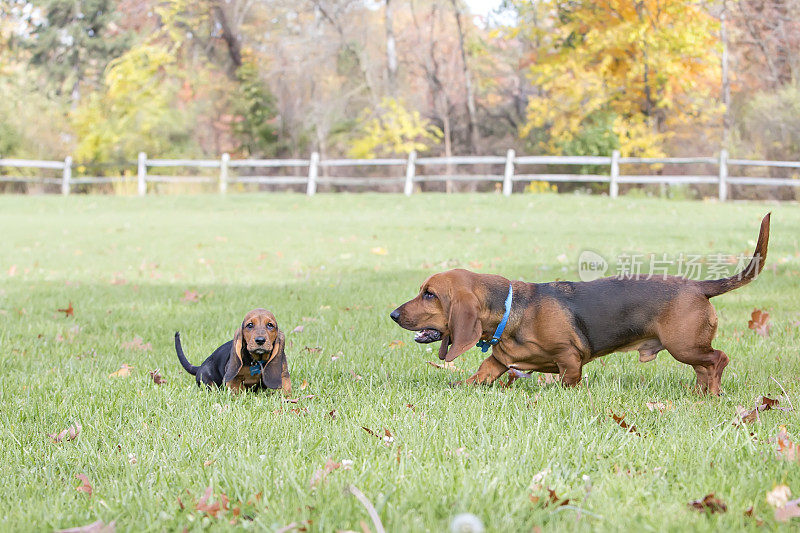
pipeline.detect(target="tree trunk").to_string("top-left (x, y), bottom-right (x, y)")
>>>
top-left (450, 0), bottom-right (478, 154)
top-left (721, 6), bottom-right (731, 148)
top-left (385, 0), bottom-right (399, 96)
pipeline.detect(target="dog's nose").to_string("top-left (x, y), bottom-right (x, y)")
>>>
top-left (255, 336), bottom-right (266, 345)
top-left (390, 309), bottom-right (400, 322)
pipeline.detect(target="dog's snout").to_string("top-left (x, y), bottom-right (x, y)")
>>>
top-left (255, 336), bottom-right (266, 345)
top-left (390, 309), bottom-right (401, 322)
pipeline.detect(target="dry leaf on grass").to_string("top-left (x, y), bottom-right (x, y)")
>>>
top-left (609, 412), bottom-right (640, 436)
top-left (774, 428), bottom-right (800, 462)
top-left (426, 361), bottom-right (465, 373)
top-left (349, 370), bottom-right (362, 381)
top-left (309, 458), bottom-right (342, 488)
top-left (775, 498), bottom-right (800, 522)
top-left (57, 302), bottom-right (74, 317)
top-left (361, 427), bottom-right (394, 447)
top-left (56, 520), bottom-right (115, 533)
top-left (388, 340), bottom-right (404, 349)
top-left (195, 486), bottom-right (229, 518)
top-left (48, 421), bottom-right (81, 443)
top-left (121, 336), bottom-right (151, 351)
top-left (275, 521), bottom-right (311, 533)
top-left (767, 485), bottom-right (792, 508)
top-left (283, 395), bottom-right (316, 404)
top-left (645, 401), bottom-right (673, 413)
top-left (181, 290), bottom-right (200, 303)
top-left (734, 395), bottom-right (783, 425)
top-left (300, 379), bottom-right (309, 390)
top-left (370, 247), bottom-right (388, 255)
top-left (530, 487), bottom-right (569, 507)
top-left (688, 493), bottom-right (727, 513)
top-left (291, 325), bottom-right (304, 334)
top-left (75, 474), bottom-right (93, 495)
top-left (109, 364), bottom-right (133, 378)
top-left (148, 370), bottom-right (166, 385)
top-left (327, 409), bottom-right (338, 420)
top-left (748, 308), bottom-right (771, 337)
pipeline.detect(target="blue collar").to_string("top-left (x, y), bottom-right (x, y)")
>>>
top-left (250, 361), bottom-right (268, 376)
top-left (476, 284), bottom-right (513, 353)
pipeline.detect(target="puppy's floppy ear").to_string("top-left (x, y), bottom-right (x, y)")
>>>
top-left (438, 334), bottom-right (451, 360)
top-left (223, 326), bottom-right (244, 385)
top-left (443, 291), bottom-right (482, 362)
top-left (261, 330), bottom-right (286, 389)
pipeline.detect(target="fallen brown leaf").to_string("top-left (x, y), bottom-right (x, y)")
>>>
top-left (775, 427), bottom-right (800, 461)
top-left (291, 325), bottom-right (304, 334)
top-left (609, 412), bottom-right (640, 436)
top-left (775, 499), bottom-right (800, 522)
top-left (122, 336), bottom-right (151, 351)
top-left (283, 395), bottom-right (316, 404)
top-left (426, 361), bottom-right (465, 373)
top-left (349, 370), bottom-right (363, 381)
top-left (735, 395), bottom-right (783, 425)
top-left (645, 401), bottom-right (673, 413)
top-left (181, 290), bottom-right (200, 303)
top-left (748, 308), bottom-right (771, 337)
top-left (195, 486), bottom-right (229, 518)
top-left (303, 346), bottom-right (321, 353)
top-left (300, 379), bottom-right (309, 390)
top-left (275, 521), bottom-right (311, 533)
top-left (327, 409), bottom-right (338, 419)
top-left (75, 473), bottom-right (93, 495)
top-left (361, 427), bottom-right (394, 447)
top-left (148, 370), bottom-right (166, 385)
top-left (688, 493), bottom-right (727, 513)
top-left (109, 364), bottom-right (133, 378)
top-left (309, 458), bottom-right (342, 488)
top-left (57, 302), bottom-right (74, 317)
top-left (48, 421), bottom-right (81, 443)
top-left (388, 340), bottom-right (404, 349)
top-left (56, 520), bottom-right (115, 533)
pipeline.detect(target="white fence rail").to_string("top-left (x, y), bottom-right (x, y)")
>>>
top-left (1, 150), bottom-right (799, 200)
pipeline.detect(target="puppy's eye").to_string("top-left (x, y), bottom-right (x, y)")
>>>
top-left (246, 323), bottom-right (254, 329)
top-left (423, 291), bottom-right (436, 300)
top-left (266, 323), bottom-right (275, 330)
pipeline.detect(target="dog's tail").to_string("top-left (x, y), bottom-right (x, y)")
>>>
top-left (175, 331), bottom-right (199, 375)
top-left (698, 213), bottom-right (770, 298)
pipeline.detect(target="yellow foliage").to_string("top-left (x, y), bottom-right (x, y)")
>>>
top-left (516, 0), bottom-right (722, 157)
top-left (524, 181), bottom-right (558, 194)
top-left (349, 98), bottom-right (442, 158)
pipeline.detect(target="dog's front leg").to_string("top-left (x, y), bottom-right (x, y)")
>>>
top-left (466, 355), bottom-right (507, 385)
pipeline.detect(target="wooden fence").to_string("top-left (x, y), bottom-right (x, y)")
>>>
top-left (1, 150), bottom-right (799, 200)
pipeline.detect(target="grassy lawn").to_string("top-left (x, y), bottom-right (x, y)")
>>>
top-left (2, 193), bottom-right (800, 532)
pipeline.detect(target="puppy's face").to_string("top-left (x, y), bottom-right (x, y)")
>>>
top-left (390, 270), bottom-right (483, 362)
top-left (241, 308), bottom-right (279, 357)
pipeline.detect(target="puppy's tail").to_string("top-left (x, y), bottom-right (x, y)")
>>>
top-left (175, 331), bottom-right (199, 375)
top-left (698, 213), bottom-right (770, 298)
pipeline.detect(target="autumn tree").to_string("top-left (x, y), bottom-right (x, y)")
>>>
top-left (513, 0), bottom-right (722, 157)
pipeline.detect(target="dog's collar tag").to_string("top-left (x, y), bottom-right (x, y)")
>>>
top-left (476, 284), bottom-right (513, 353)
top-left (250, 361), bottom-right (268, 376)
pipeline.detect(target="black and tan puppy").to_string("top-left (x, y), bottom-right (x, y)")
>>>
top-left (175, 308), bottom-right (291, 394)
top-left (390, 214), bottom-right (770, 396)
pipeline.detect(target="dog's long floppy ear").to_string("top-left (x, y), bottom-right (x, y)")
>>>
top-left (223, 326), bottom-right (244, 385)
top-left (261, 330), bottom-right (286, 389)
top-left (443, 291), bottom-right (482, 362)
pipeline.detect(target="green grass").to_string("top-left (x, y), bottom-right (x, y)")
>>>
top-left (1, 193), bottom-right (800, 532)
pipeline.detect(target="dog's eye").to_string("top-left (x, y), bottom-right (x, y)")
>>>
top-left (423, 291), bottom-right (436, 300)
top-left (246, 323), bottom-right (254, 329)
top-left (266, 323), bottom-right (275, 330)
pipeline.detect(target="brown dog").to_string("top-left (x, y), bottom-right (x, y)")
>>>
top-left (175, 308), bottom-right (291, 394)
top-left (390, 214), bottom-right (770, 395)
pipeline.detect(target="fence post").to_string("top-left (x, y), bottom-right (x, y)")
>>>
top-left (61, 156), bottom-right (72, 196)
top-left (718, 149), bottom-right (728, 202)
top-left (610, 150), bottom-right (620, 198)
top-left (137, 152), bottom-right (147, 196)
top-left (502, 149), bottom-right (515, 196)
top-left (219, 152), bottom-right (229, 194)
top-left (404, 150), bottom-right (417, 196)
top-left (307, 152), bottom-right (319, 196)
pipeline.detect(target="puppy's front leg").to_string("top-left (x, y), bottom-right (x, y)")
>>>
top-left (466, 355), bottom-right (507, 385)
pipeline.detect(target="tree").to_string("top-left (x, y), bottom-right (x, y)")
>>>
top-left (514, 0), bottom-right (722, 157)
top-left (349, 97), bottom-right (442, 158)
top-left (22, 0), bottom-right (132, 103)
